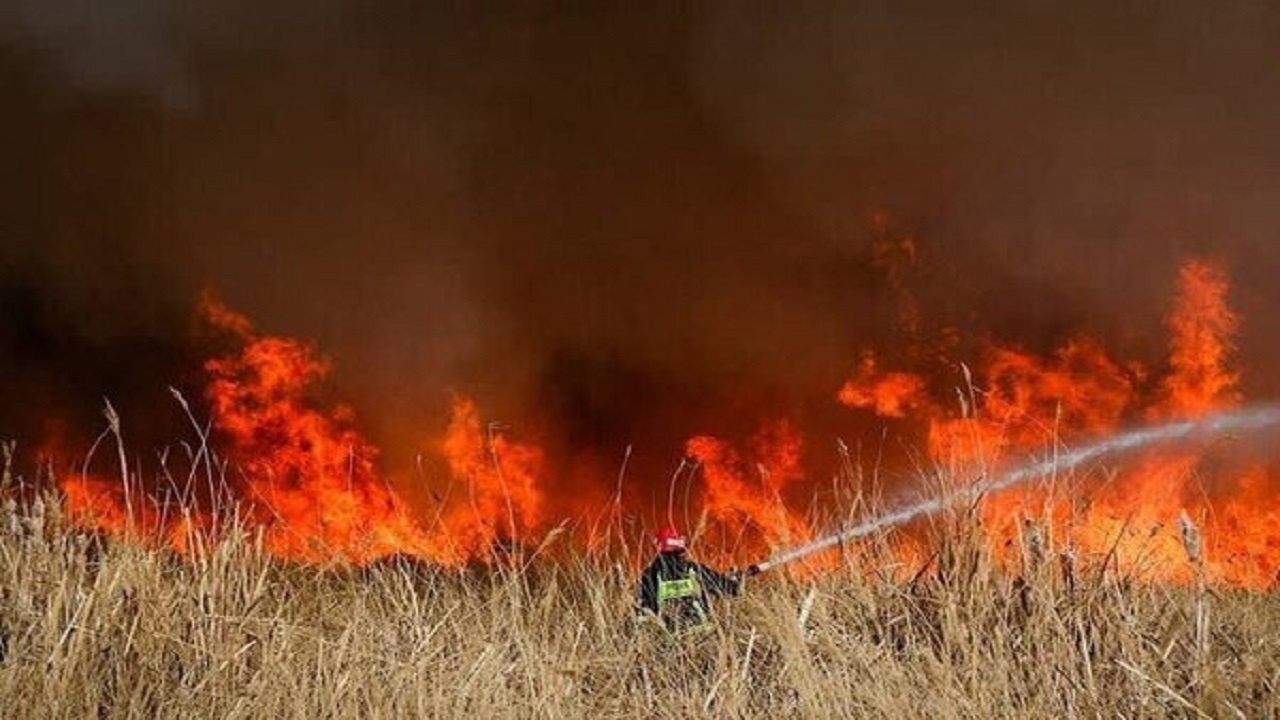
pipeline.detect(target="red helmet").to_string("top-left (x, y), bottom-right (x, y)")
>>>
top-left (655, 525), bottom-right (687, 552)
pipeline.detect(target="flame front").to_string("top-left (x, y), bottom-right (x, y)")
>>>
top-left (202, 299), bottom-right (421, 563)
top-left (838, 257), bottom-right (1278, 587)
top-left (61, 296), bottom-right (553, 566)
top-left (54, 250), bottom-right (1280, 585)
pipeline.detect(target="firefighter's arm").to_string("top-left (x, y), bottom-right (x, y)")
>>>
top-left (636, 569), bottom-right (660, 614)
top-left (696, 563), bottom-right (742, 597)
top-left (728, 564), bottom-right (761, 584)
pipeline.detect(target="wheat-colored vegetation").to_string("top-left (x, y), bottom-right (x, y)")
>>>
top-left (1, 459), bottom-right (1278, 719)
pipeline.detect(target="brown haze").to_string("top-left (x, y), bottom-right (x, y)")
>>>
top-left (3, 3), bottom-right (1280, 568)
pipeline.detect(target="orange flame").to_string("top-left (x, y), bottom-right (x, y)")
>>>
top-left (685, 420), bottom-right (814, 560)
top-left (839, 257), bottom-right (1278, 587)
top-left (838, 353), bottom-right (929, 418)
top-left (440, 395), bottom-right (545, 559)
top-left (1153, 259), bottom-right (1241, 418)
top-left (54, 248), bottom-right (1279, 587)
top-left (199, 295), bottom-right (441, 564)
top-left (61, 294), bottom-right (553, 567)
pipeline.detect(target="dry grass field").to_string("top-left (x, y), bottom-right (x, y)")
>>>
top-left (2, 466), bottom-right (1277, 720)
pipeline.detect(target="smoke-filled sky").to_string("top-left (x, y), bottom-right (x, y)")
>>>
top-left (2, 2), bottom-right (1279, 472)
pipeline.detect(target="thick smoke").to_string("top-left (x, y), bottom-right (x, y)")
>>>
top-left (2, 3), bottom-right (1279, 481)
top-left (3, 0), bottom-right (191, 104)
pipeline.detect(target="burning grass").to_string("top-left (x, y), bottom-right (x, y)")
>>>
top-left (7, 252), bottom-right (1280, 715)
top-left (3, 466), bottom-right (1279, 718)
top-left (44, 257), bottom-right (1280, 587)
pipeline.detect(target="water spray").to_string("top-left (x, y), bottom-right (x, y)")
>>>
top-left (751, 406), bottom-right (1280, 574)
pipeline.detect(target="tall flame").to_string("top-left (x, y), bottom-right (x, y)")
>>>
top-left (61, 294), bottom-right (553, 566)
top-left (1154, 259), bottom-right (1241, 418)
top-left (200, 295), bottom-right (433, 563)
top-left (838, 257), bottom-right (1278, 587)
top-left (52, 250), bottom-right (1280, 586)
top-left (440, 395), bottom-right (545, 559)
top-left (685, 420), bottom-right (811, 554)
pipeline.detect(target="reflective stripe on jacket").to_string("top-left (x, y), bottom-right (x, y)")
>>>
top-left (636, 552), bottom-right (740, 634)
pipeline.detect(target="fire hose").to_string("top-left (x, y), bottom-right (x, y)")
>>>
top-left (744, 405), bottom-right (1280, 576)
top-left (747, 482), bottom-right (971, 574)
top-left (745, 511), bottom-right (900, 576)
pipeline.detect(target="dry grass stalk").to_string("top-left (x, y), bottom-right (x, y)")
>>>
top-left (1179, 509), bottom-right (1211, 660)
top-left (0, 434), bottom-right (1275, 718)
top-left (0, 483), bottom-right (1271, 719)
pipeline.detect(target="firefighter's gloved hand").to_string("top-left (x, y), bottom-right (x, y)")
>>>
top-left (728, 566), bottom-right (754, 586)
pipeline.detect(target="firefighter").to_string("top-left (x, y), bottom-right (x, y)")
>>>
top-left (635, 525), bottom-right (759, 635)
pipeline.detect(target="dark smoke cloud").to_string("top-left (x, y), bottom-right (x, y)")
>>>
top-left (2, 2), bottom-right (1279, 480)
top-left (2, 0), bottom-right (194, 105)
